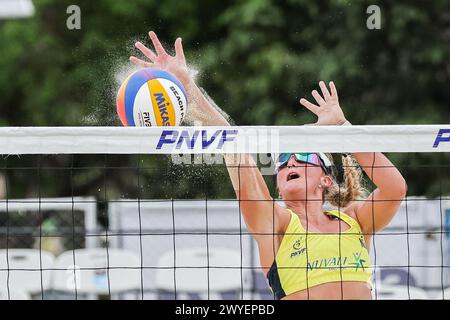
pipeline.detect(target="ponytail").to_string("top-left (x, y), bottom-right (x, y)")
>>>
top-left (324, 154), bottom-right (368, 208)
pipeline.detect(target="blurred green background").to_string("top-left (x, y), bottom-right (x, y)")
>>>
top-left (0, 0), bottom-right (449, 202)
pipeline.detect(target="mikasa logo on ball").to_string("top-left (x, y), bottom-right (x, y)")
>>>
top-left (153, 92), bottom-right (172, 126)
top-left (147, 77), bottom-right (177, 127)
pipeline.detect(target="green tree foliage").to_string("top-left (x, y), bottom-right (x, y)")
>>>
top-left (0, 0), bottom-right (448, 200)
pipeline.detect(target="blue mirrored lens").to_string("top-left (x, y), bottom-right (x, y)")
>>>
top-left (275, 153), bottom-right (324, 173)
top-left (277, 153), bottom-right (291, 163)
top-left (297, 153), bottom-right (320, 166)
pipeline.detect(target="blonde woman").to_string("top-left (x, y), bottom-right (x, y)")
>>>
top-left (131, 31), bottom-right (407, 300)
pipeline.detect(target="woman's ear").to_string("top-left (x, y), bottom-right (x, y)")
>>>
top-left (321, 176), bottom-right (333, 188)
top-left (275, 179), bottom-right (282, 199)
top-left (278, 188), bottom-right (283, 199)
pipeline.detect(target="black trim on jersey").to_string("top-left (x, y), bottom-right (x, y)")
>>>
top-left (267, 261), bottom-right (286, 300)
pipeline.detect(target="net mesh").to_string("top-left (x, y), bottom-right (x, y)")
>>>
top-left (0, 126), bottom-right (449, 300)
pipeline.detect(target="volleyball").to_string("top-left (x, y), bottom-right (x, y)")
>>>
top-left (116, 68), bottom-right (187, 126)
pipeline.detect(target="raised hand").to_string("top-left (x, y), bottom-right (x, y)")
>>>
top-left (299, 81), bottom-right (348, 125)
top-left (130, 31), bottom-right (192, 88)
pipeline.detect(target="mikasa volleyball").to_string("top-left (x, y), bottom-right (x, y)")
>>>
top-left (116, 68), bottom-right (187, 126)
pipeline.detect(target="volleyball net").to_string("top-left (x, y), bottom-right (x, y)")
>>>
top-left (0, 125), bottom-right (449, 300)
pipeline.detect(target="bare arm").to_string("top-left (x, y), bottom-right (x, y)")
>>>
top-left (130, 32), bottom-right (286, 235)
top-left (350, 152), bottom-right (407, 234)
top-left (185, 82), bottom-right (285, 234)
top-left (300, 81), bottom-right (407, 234)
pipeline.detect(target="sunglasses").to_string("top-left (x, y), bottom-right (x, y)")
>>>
top-left (274, 153), bottom-right (332, 174)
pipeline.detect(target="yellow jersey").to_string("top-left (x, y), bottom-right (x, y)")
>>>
top-left (267, 209), bottom-right (372, 299)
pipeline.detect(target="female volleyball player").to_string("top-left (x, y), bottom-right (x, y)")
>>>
top-left (130, 32), bottom-right (407, 300)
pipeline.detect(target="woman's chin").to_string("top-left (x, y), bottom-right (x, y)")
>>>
top-left (282, 189), bottom-right (306, 201)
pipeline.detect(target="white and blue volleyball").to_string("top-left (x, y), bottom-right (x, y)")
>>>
top-left (116, 68), bottom-right (187, 126)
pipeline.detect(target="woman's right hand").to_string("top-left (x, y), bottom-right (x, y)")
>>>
top-left (130, 31), bottom-right (193, 89)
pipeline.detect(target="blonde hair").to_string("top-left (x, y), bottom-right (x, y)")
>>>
top-left (324, 153), bottom-right (368, 209)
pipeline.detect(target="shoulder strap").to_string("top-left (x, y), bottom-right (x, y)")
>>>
top-left (325, 210), bottom-right (361, 231)
top-left (285, 209), bottom-right (305, 232)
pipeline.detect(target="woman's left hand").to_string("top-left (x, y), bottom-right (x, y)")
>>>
top-left (130, 31), bottom-right (193, 89)
top-left (299, 81), bottom-right (348, 125)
